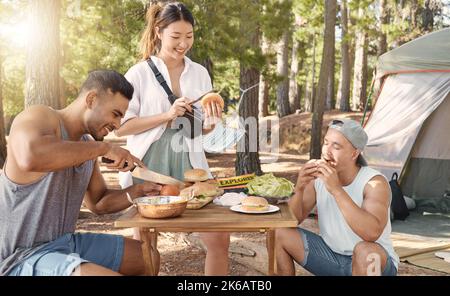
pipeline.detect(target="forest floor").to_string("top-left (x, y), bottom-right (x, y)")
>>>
top-left (77, 111), bottom-right (447, 276)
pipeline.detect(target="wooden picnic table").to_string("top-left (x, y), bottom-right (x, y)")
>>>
top-left (114, 203), bottom-right (298, 275)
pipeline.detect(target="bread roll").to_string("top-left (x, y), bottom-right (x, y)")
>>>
top-left (201, 93), bottom-right (224, 109)
top-left (184, 169), bottom-right (208, 182)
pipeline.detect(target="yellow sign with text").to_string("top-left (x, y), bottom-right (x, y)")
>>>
top-left (217, 174), bottom-right (256, 187)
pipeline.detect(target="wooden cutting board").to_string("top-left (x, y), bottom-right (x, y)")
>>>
top-left (187, 196), bottom-right (216, 210)
top-left (187, 188), bottom-right (224, 210)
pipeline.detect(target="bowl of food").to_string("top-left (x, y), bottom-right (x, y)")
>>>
top-left (133, 196), bottom-right (188, 219)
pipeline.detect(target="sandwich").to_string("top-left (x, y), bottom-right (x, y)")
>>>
top-left (240, 196), bottom-right (269, 212)
top-left (180, 182), bottom-right (222, 204)
top-left (184, 168), bottom-right (209, 183)
top-left (319, 157), bottom-right (336, 167)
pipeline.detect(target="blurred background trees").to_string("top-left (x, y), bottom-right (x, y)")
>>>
top-left (0, 0), bottom-right (448, 169)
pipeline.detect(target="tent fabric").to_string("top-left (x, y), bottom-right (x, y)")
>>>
top-left (410, 92), bottom-right (450, 160)
top-left (363, 72), bottom-right (450, 179)
top-left (377, 28), bottom-right (450, 78)
top-left (365, 29), bottom-right (450, 212)
top-left (402, 158), bottom-right (450, 199)
top-left (401, 94), bottom-right (450, 200)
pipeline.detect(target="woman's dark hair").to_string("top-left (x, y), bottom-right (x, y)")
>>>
top-left (140, 2), bottom-right (195, 60)
top-left (80, 70), bottom-right (134, 101)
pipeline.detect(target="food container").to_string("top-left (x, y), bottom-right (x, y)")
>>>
top-left (133, 196), bottom-right (188, 219)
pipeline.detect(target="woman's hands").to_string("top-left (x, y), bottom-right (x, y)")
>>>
top-left (165, 96), bottom-right (223, 130)
top-left (166, 97), bottom-right (193, 120)
top-left (203, 101), bottom-right (223, 128)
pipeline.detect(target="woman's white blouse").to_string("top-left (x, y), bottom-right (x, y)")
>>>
top-left (118, 55), bottom-right (213, 188)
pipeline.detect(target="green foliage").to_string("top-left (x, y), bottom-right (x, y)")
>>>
top-left (261, 0), bottom-right (294, 42)
top-left (60, 0), bottom-right (146, 102)
top-left (0, 0), bottom-right (27, 117)
top-left (0, 0), bottom-right (448, 119)
top-left (2, 56), bottom-right (25, 116)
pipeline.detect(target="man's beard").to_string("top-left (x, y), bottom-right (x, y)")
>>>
top-left (92, 134), bottom-right (104, 141)
top-left (87, 122), bottom-right (105, 142)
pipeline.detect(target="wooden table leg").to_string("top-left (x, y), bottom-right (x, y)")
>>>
top-left (149, 230), bottom-right (160, 275)
top-left (139, 228), bottom-right (160, 276)
top-left (266, 229), bottom-right (277, 275)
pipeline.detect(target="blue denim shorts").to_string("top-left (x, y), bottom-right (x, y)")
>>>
top-left (7, 232), bottom-right (124, 276)
top-left (297, 228), bottom-right (397, 276)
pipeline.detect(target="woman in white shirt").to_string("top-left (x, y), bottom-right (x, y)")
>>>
top-left (115, 2), bottom-right (229, 275)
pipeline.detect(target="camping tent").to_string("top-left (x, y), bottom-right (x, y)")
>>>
top-left (363, 28), bottom-right (450, 210)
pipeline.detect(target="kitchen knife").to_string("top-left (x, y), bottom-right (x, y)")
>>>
top-left (101, 157), bottom-right (185, 187)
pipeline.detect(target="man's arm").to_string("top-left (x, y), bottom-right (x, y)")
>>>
top-left (83, 161), bottom-right (162, 215)
top-left (332, 175), bottom-right (390, 241)
top-left (8, 106), bottom-right (110, 172)
top-left (289, 181), bottom-right (317, 223)
top-left (289, 161), bottom-right (318, 223)
top-left (8, 106), bottom-right (142, 174)
top-left (317, 162), bottom-right (390, 242)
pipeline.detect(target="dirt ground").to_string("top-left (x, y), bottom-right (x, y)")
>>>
top-left (78, 111), bottom-right (447, 276)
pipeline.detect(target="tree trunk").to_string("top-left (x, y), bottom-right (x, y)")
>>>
top-left (276, 31), bottom-right (291, 117)
top-left (310, 0), bottom-right (336, 159)
top-left (421, 0), bottom-right (435, 31)
top-left (378, 0), bottom-right (389, 57)
top-left (237, 66), bottom-right (262, 176)
top-left (410, 0), bottom-right (419, 29)
top-left (236, 1), bottom-right (262, 176)
top-left (25, 0), bottom-right (61, 109)
top-left (325, 13), bottom-right (336, 111)
top-left (289, 14), bottom-right (302, 113)
top-left (305, 34), bottom-right (316, 113)
top-left (258, 34), bottom-right (270, 117)
top-left (336, 0), bottom-right (351, 111)
top-left (200, 58), bottom-right (214, 85)
top-left (325, 47), bottom-right (335, 111)
top-left (258, 74), bottom-right (269, 117)
top-left (351, 6), bottom-right (368, 111)
top-left (59, 76), bottom-right (66, 108)
top-left (0, 57), bottom-right (7, 167)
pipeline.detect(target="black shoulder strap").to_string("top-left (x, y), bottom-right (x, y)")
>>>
top-left (147, 58), bottom-right (178, 104)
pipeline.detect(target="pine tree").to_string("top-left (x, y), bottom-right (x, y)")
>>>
top-left (25, 0), bottom-right (61, 108)
top-left (310, 0), bottom-right (336, 159)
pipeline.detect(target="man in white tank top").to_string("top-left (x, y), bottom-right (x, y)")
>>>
top-left (276, 119), bottom-right (399, 276)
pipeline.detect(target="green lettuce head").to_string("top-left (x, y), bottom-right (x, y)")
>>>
top-left (246, 173), bottom-right (294, 198)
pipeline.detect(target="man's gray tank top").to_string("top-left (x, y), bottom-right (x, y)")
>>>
top-left (0, 122), bottom-right (94, 275)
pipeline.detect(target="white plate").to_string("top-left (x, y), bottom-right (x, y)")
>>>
top-left (230, 205), bottom-right (280, 214)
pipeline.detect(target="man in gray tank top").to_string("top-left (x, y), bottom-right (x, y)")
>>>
top-left (0, 70), bottom-right (162, 276)
top-left (275, 119), bottom-right (399, 276)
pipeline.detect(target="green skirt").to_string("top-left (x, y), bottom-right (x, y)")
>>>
top-left (132, 128), bottom-right (192, 184)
